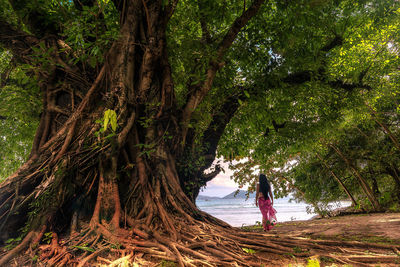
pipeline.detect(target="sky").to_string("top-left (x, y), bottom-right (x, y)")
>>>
top-left (198, 160), bottom-right (249, 197)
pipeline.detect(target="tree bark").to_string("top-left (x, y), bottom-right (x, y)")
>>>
top-left (385, 166), bottom-right (400, 202)
top-left (329, 144), bottom-right (381, 211)
top-left (316, 153), bottom-right (358, 207)
top-left (0, 1), bottom-right (271, 265)
top-left (2, 1), bottom-right (400, 265)
top-left (366, 104), bottom-right (400, 151)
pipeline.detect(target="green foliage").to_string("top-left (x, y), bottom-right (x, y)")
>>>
top-left (242, 247), bottom-right (256, 254)
top-left (93, 109), bottom-right (118, 150)
top-left (110, 243), bottom-right (122, 249)
top-left (1, 0), bottom-right (400, 215)
top-left (4, 236), bottom-right (22, 250)
top-left (240, 220), bottom-right (263, 231)
top-left (215, 0), bottom-right (400, 211)
top-left (71, 244), bottom-right (95, 252)
top-left (0, 0), bottom-right (120, 180)
top-left (158, 260), bottom-right (177, 267)
top-left (61, 0), bottom-right (119, 67)
top-left (31, 255), bottom-right (38, 263)
top-left (42, 232), bottom-right (53, 244)
top-left (293, 246), bottom-right (305, 254)
top-left (306, 258), bottom-right (320, 267)
top-left (0, 51), bottom-right (41, 181)
top-left (103, 109), bottom-right (118, 132)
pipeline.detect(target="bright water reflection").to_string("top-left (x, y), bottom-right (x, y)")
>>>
top-left (197, 197), bottom-right (351, 227)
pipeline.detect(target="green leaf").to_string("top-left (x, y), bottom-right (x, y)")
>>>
top-left (104, 109), bottom-right (110, 131)
top-left (105, 133), bottom-right (116, 139)
top-left (242, 247), bottom-right (256, 254)
top-left (110, 110), bottom-right (117, 132)
top-left (89, 56), bottom-right (97, 68)
top-left (72, 245), bottom-right (95, 253)
top-left (306, 258), bottom-right (320, 267)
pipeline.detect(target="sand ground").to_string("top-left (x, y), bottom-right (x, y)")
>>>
top-left (272, 212), bottom-right (400, 243)
top-left (247, 212), bottom-right (400, 266)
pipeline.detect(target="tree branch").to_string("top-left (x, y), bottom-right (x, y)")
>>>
top-left (200, 94), bottom-right (242, 172)
top-left (200, 165), bottom-right (221, 182)
top-left (282, 35), bottom-right (371, 91)
top-left (0, 57), bottom-right (15, 87)
top-left (283, 70), bottom-right (372, 91)
top-left (328, 80), bottom-right (372, 91)
top-left (8, 0), bottom-right (60, 37)
top-left (181, 0), bottom-right (265, 141)
top-left (197, 0), bottom-right (212, 44)
top-left (73, 0), bottom-right (97, 11)
top-left (0, 19), bottom-right (39, 63)
top-left (111, 0), bottom-right (123, 12)
top-left (214, 0), bottom-right (264, 61)
top-left (282, 71), bottom-right (312, 84)
top-left (321, 35), bottom-right (343, 52)
top-left (165, 0), bottom-right (179, 22)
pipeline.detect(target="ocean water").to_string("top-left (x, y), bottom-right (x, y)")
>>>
top-left (196, 197), bottom-right (351, 227)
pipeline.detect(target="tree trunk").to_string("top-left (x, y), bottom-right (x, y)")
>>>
top-left (366, 104), bottom-right (400, 151)
top-left (0, 1), bottom-right (281, 266)
top-left (370, 175), bottom-right (381, 199)
top-left (2, 1), bottom-right (400, 265)
top-left (329, 144), bottom-right (381, 211)
top-left (385, 166), bottom-right (400, 202)
top-left (316, 153), bottom-right (358, 208)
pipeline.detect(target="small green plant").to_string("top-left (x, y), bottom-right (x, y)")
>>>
top-left (31, 255), bottom-right (38, 263)
top-left (103, 109), bottom-right (118, 132)
top-left (242, 247), bottom-right (256, 254)
top-left (320, 256), bottom-right (335, 263)
top-left (71, 244), bottom-right (95, 252)
top-left (95, 109), bottom-right (118, 138)
top-left (158, 260), bottom-right (177, 267)
top-left (293, 246), bottom-right (303, 253)
top-left (42, 232), bottom-right (53, 244)
top-left (110, 243), bottom-right (122, 249)
top-left (306, 258), bottom-right (320, 267)
top-left (4, 236), bottom-right (22, 250)
top-left (240, 221), bottom-right (263, 231)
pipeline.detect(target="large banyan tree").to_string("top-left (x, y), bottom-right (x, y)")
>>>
top-left (1, 0), bottom-right (400, 265)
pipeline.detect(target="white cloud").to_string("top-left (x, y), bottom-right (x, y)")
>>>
top-left (200, 160), bottom-right (249, 197)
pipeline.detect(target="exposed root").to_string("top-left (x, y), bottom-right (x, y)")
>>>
top-left (2, 214), bottom-right (399, 267)
top-left (73, 222), bottom-right (400, 266)
top-left (0, 225), bottom-right (46, 266)
top-left (77, 247), bottom-right (108, 267)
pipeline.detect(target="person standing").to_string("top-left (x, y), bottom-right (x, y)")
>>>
top-left (255, 174), bottom-right (277, 231)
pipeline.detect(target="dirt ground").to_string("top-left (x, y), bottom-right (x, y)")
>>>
top-left (248, 212), bottom-right (400, 266)
top-left (271, 212), bottom-right (400, 244)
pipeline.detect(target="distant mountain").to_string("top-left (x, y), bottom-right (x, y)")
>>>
top-left (222, 190), bottom-right (256, 199)
top-left (197, 195), bottom-right (221, 201)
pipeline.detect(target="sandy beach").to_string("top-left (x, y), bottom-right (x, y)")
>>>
top-left (241, 212), bottom-right (400, 266)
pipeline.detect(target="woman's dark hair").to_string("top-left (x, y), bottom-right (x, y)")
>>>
top-left (259, 174), bottom-right (270, 199)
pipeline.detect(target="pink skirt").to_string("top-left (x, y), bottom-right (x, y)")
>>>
top-left (258, 197), bottom-right (277, 231)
